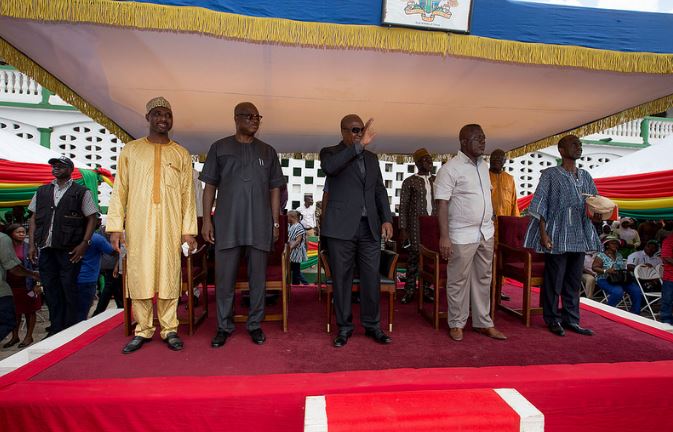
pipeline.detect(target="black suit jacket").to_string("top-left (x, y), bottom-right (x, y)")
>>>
top-left (319, 142), bottom-right (392, 241)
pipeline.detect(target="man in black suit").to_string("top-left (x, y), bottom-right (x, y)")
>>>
top-left (319, 114), bottom-right (393, 348)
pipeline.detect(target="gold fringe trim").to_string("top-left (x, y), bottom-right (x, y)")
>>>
top-left (278, 153), bottom-right (454, 164)
top-left (286, 89), bottom-right (673, 160)
top-left (2, 0), bottom-right (673, 74)
top-left (508, 93), bottom-right (673, 158)
top-left (0, 37), bottom-right (133, 143)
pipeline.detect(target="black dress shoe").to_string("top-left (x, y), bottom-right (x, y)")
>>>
top-left (364, 328), bottom-right (392, 344)
top-left (164, 332), bottom-right (184, 351)
top-left (211, 330), bottom-right (231, 348)
top-left (500, 293), bottom-right (511, 301)
top-left (249, 328), bottom-right (266, 345)
top-left (400, 290), bottom-right (415, 304)
top-left (548, 322), bottom-right (565, 336)
top-left (122, 336), bottom-right (151, 354)
top-left (562, 322), bottom-right (594, 336)
top-left (333, 331), bottom-right (353, 348)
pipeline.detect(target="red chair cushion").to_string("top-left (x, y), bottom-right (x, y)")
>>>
top-left (502, 262), bottom-right (545, 280)
top-left (497, 216), bottom-right (545, 264)
top-left (419, 215), bottom-right (440, 253)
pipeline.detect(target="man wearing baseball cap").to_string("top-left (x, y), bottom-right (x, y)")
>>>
top-left (28, 156), bottom-right (98, 336)
top-left (107, 96), bottom-right (197, 354)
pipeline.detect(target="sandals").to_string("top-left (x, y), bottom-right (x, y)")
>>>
top-left (3, 338), bottom-right (19, 349)
top-left (18, 339), bottom-right (33, 348)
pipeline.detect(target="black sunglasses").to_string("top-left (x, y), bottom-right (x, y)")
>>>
top-left (236, 114), bottom-right (263, 121)
top-left (342, 126), bottom-right (365, 134)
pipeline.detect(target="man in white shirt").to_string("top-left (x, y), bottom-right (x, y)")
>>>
top-left (296, 195), bottom-right (316, 236)
top-left (435, 124), bottom-right (506, 342)
top-left (627, 240), bottom-right (662, 271)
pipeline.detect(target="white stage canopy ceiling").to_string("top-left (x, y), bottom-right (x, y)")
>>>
top-left (1, 0), bottom-right (672, 158)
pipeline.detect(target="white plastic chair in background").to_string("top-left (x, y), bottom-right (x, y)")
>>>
top-left (634, 263), bottom-right (664, 320)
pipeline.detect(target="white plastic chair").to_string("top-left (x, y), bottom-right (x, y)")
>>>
top-left (634, 263), bottom-right (664, 320)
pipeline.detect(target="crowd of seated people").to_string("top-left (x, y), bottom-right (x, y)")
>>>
top-left (580, 218), bottom-right (670, 317)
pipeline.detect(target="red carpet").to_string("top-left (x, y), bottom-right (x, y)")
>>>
top-left (26, 286), bottom-right (673, 380)
top-left (1, 285), bottom-right (673, 431)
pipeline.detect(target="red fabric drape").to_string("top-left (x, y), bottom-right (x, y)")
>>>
top-left (594, 169), bottom-right (673, 198)
top-left (0, 160), bottom-right (83, 183)
top-left (517, 169), bottom-right (673, 211)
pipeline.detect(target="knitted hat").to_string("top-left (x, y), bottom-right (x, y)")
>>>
top-left (413, 148), bottom-right (430, 163)
top-left (146, 96), bottom-right (172, 114)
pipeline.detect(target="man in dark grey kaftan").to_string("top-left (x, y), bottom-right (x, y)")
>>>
top-left (201, 102), bottom-right (285, 347)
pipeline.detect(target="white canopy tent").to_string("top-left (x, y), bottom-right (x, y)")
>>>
top-left (1, 1), bottom-right (672, 158)
top-left (590, 134), bottom-right (673, 178)
top-left (0, 129), bottom-right (90, 168)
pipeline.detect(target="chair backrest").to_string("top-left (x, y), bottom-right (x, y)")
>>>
top-left (319, 249), bottom-right (332, 279)
top-left (379, 249), bottom-right (399, 279)
top-left (419, 215), bottom-right (439, 252)
top-left (497, 215), bottom-right (544, 263)
top-left (635, 263), bottom-right (663, 282)
top-left (268, 214), bottom-right (289, 266)
top-left (391, 215), bottom-right (400, 237)
top-left (386, 215), bottom-right (408, 260)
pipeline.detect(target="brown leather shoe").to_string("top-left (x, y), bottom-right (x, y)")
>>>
top-left (449, 327), bottom-right (463, 341)
top-left (474, 327), bottom-right (507, 340)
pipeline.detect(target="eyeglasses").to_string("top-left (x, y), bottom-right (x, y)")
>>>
top-left (236, 114), bottom-right (263, 121)
top-left (342, 127), bottom-right (365, 134)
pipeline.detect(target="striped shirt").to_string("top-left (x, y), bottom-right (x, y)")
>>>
top-left (524, 166), bottom-right (601, 254)
top-left (288, 222), bottom-right (307, 263)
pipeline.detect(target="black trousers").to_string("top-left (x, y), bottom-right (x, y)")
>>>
top-left (542, 252), bottom-right (584, 326)
top-left (325, 217), bottom-right (381, 334)
top-left (39, 247), bottom-right (82, 334)
top-left (290, 262), bottom-right (307, 285)
top-left (215, 246), bottom-right (268, 333)
top-left (93, 269), bottom-right (123, 315)
top-left (0, 296), bottom-right (16, 342)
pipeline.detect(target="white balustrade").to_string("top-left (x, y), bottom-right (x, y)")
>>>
top-left (649, 119), bottom-right (673, 139)
top-left (0, 69), bottom-right (43, 104)
top-left (601, 119), bottom-right (642, 138)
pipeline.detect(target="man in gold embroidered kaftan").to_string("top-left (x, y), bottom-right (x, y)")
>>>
top-left (107, 97), bottom-right (197, 354)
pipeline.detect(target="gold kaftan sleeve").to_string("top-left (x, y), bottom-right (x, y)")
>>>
top-left (180, 149), bottom-right (198, 236)
top-left (106, 144), bottom-right (130, 232)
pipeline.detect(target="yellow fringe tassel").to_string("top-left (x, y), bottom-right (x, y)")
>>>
top-left (2, 0), bottom-right (673, 156)
top-left (1, 0), bottom-right (673, 74)
top-left (0, 38), bottom-right (134, 143)
top-left (278, 152), bottom-right (453, 164)
top-left (508, 92), bottom-right (673, 158)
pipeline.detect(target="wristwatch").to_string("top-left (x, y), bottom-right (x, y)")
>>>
top-left (273, 222), bottom-right (280, 229)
